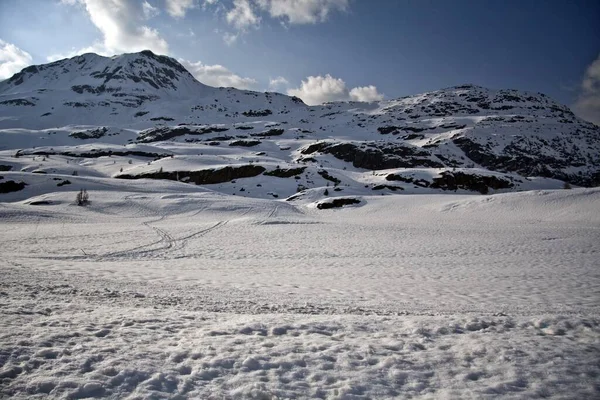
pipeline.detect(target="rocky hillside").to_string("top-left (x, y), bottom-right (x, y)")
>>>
top-left (0, 51), bottom-right (598, 203)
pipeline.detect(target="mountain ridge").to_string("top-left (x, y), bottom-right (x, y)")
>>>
top-left (0, 51), bottom-right (598, 204)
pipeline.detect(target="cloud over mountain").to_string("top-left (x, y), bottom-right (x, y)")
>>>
top-left (288, 74), bottom-right (383, 105)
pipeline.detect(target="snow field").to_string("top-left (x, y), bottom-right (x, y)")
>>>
top-left (1, 306), bottom-right (598, 399)
top-left (1, 188), bottom-right (599, 398)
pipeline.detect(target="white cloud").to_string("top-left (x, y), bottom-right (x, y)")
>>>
top-left (226, 0), bottom-right (260, 30)
top-left (349, 85), bottom-right (384, 102)
top-left (142, 1), bottom-right (160, 19)
top-left (165, 0), bottom-right (196, 18)
top-left (179, 59), bottom-right (257, 89)
top-left (573, 53), bottom-right (600, 125)
top-left (222, 32), bottom-right (239, 45)
top-left (256, 0), bottom-right (348, 24)
top-left (268, 76), bottom-right (289, 91)
top-left (59, 0), bottom-right (169, 56)
top-left (287, 74), bottom-right (383, 105)
top-left (0, 39), bottom-right (33, 80)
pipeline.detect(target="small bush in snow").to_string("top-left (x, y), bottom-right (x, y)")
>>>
top-left (76, 189), bottom-right (89, 206)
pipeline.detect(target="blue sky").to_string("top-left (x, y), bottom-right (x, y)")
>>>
top-left (0, 0), bottom-right (598, 121)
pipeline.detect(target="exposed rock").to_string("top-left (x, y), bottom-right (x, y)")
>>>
top-left (69, 127), bottom-right (108, 140)
top-left (138, 125), bottom-right (229, 143)
top-left (317, 170), bottom-right (341, 185)
top-left (317, 198), bottom-right (361, 209)
top-left (264, 167), bottom-right (306, 178)
top-left (0, 99), bottom-right (35, 106)
top-left (116, 165), bottom-right (266, 185)
top-left (242, 109), bottom-right (272, 117)
top-left (229, 140), bottom-right (263, 148)
top-left (303, 142), bottom-right (444, 170)
top-left (453, 136), bottom-right (599, 186)
top-left (386, 174), bottom-right (430, 187)
top-left (430, 171), bottom-right (514, 194)
top-left (250, 129), bottom-right (284, 138)
top-left (0, 180), bottom-right (27, 193)
top-left (372, 184), bottom-right (404, 191)
top-left (18, 149), bottom-right (168, 159)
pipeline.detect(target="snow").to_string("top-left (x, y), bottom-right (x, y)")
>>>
top-left (1, 188), bottom-right (599, 398)
top-left (1, 52), bottom-right (599, 398)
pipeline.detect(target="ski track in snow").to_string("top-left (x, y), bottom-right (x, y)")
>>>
top-left (1, 189), bottom-right (600, 399)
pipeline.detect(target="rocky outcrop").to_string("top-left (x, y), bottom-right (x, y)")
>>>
top-left (229, 140), bottom-right (261, 147)
top-left (137, 125), bottom-right (229, 143)
top-left (0, 180), bottom-right (27, 193)
top-left (453, 136), bottom-right (599, 186)
top-left (250, 129), bottom-right (284, 138)
top-left (387, 171), bottom-right (514, 194)
top-left (317, 198), bottom-right (361, 209)
top-left (430, 171), bottom-right (514, 194)
top-left (116, 165), bottom-right (266, 185)
top-left (69, 127), bottom-right (108, 139)
top-left (264, 167), bottom-right (306, 178)
top-left (302, 142), bottom-right (444, 170)
top-left (242, 109), bottom-right (272, 117)
top-left (16, 149), bottom-right (168, 159)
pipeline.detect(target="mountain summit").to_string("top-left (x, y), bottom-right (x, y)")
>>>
top-left (0, 50), bottom-right (206, 96)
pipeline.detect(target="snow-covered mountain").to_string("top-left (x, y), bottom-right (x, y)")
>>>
top-left (1, 51), bottom-right (598, 204)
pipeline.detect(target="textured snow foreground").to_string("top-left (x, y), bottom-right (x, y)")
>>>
top-left (1, 187), bottom-right (599, 399)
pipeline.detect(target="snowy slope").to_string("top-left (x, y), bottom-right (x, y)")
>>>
top-left (0, 51), bottom-right (599, 204)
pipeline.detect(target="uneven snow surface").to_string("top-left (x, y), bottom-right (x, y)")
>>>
top-left (1, 188), bottom-right (599, 399)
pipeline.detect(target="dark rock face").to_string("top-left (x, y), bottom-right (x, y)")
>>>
top-left (229, 140), bottom-right (261, 147)
top-left (89, 51), bottom-right (190, 90)
top-left (242, 109), bottom-right (272, 117)
top-left (317, 170), bottom-right (341, 185)
top-left (387, 170), bottom-right (514, 194)
top-left (377, 126), bottom-right (426, 135)
top-left (0, 180), bottom-right (27, 193)
top-left (0, 99), bottom-right (35, 106)
top-left (138, 125), bottom-right (229, 143)
top-left (302, 142), bottom-right (444, 170)
top-left (71, 85), bottom-right (119, 94)
top-left (264, 167), bottom-right (306, 178)
top-left (317, 198), bottom-right (361, 209)
top-left (430, 171), bottom-right (514, 194)
top-left (69, 127), bottom-right (108, 139)
top-left (386, 174), bottom-right (430, 188)
top-left (16, 148), bottom-right (167, 159)
top-left (250, 129), bottom-right (284, 138)
top-left (0, 165), bottom-right (12, 172)
top-left (372, 184), bottom-right (404, 191)
top-left (453, 136), bottom-right (599, 186)
top-left (300, 142), bottom-right (329, 155)
top-left (116, 165), bottom-right (266, 185)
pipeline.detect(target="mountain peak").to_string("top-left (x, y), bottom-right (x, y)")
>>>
top-left (1, 50), bottom-right (205, 96)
